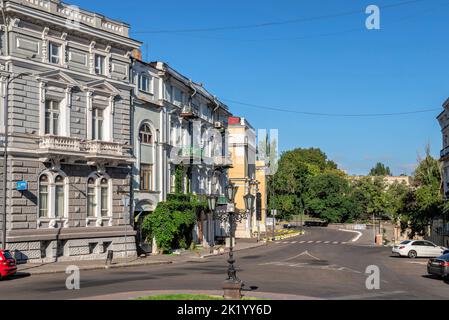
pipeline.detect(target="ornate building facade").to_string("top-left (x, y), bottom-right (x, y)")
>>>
top-left (0, 0), bottom-right (141, 262)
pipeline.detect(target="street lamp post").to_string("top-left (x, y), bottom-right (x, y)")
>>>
top-left (207, 194), bottom-right (218, 254)
top-left (210, 182), bottom-right (246, 300)
top-left (2, 72), bottom-right (31, 250)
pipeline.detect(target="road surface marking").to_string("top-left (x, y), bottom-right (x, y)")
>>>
top-left (333, 241), bottom-right (339, 244)
top-left (291, 241), bottom-right (297, 244)
top-left (338, 229), bottom-right (363, 242)
top-left (284, 250), bottom-right (321, 262)
top-left (406, 261), bottom-right (428, 265)
top-left (299, 241), bottom-right (306, 243)
top-left (324, 241), bottom-right (330, 244)
top-left (315, 241), bottom-right (322, 243)
top-left (329, 291), bottom-right (407, 300)
top-left (307, 241), bottom-right (314, 243)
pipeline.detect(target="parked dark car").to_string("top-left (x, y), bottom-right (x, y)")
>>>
top-left (427, 253), bottom-right (449, 279)
top-left (304, 221), bottom-right (329, 227)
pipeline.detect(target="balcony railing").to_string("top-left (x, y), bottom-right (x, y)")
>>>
top-left (178, 146), bottom-right (203, 159)
top-left (180, 105), bottom-right (199, 118)
top-left (441, 146), bottom-right (449, 159)
top-left (85, 140), bottom-right (125, 156)
top-left (19, 0), bottom-right (129, 37)
top-left (212, 155), bottom-right (233, 167)
top-left (39, 136), bottom-right (82, 152)
top-left (39, 136), bottom-right (128, 158)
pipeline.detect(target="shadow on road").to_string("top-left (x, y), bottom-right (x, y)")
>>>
top-left (422, 275), bottom-right (449, 285)
top-left (1, 272), bottom-right (31, 281)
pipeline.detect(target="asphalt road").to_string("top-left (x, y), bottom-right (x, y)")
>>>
top-left (1, 227), bottom-right (448, 300)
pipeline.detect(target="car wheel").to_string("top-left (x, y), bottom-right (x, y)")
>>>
top-left (408, 250), bottom-right (417, 259)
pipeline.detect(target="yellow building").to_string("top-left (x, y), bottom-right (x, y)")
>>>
top-left (227, 117), bottom-right (267, 238)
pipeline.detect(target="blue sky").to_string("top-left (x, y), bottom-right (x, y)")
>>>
top-left (69, 0), bottom-right (449, 175)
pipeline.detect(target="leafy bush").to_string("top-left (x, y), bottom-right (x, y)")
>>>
top-left (141, 194), bottom-right (208, 253)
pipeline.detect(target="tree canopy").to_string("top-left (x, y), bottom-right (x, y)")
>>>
top-left (268, 145), bottom-right (444, 239)
top-left (369, 162), bottom-right (392, 176)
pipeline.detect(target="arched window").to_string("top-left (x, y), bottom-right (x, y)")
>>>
top-left (54, 175), bottom-right (64, 218)
top-left (87, 175), bottom-right (111, 219)
top-left (87, 178), bottom-right (96, 218)
top-left (39, 175), bottom-right (49, 218)
top-left (100, 178), bottom-right (109, 217)
top-left (139, 123), bottom-right (153, 144)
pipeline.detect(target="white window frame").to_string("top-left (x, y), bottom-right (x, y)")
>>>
top-left (95, 54), bottom-right (106, 75)
top-left (37, 171), bottom-right (69, 228)
top-left (86, 91), bottom-right (115, 142)
top-left (39, 82), bottom-right (73, 137)
top-left (49, 42), bottom-right (62, 65)
top-left (138, 74), bottom-right (152, 94)
top-left (92, 106), bottom-right (105, 141)
top-left (86, 174), bottom-right (113, 226)
top-left (172, 86), bottom-right (183, 106)
top-left (44, 100), bottom-right (61, 136)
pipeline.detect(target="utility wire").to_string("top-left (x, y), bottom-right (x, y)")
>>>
top-left (221, 98), bottom-right (441, 118)
top-left (131, 0), bottom-right (426, 34)
top-left (147, 1), bottom-right (447, 43)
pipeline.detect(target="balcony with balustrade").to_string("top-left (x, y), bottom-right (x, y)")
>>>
top-left (38, 135), bottom-right (84, 159)
top-left (177, 146), bottom-right (203, 165)
top-left (212, 155), bottom-right (233, 168)
top-left (85, 140), bottom-right (132, 162)
top-left (38, 136), bottom-right (132, 163)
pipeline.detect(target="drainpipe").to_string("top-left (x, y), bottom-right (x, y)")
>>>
top-left (129, 90), bottom-right (134, 229)
top-left (187, 80), bottom-right (197, 190)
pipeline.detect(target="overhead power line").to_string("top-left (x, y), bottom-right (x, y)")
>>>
top-left (221, 98), bottom-right (441, 118)
top-left (131, 0), bottom-right (426, 34)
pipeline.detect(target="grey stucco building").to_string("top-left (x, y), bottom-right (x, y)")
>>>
top-left (0, 0), bottom-right (141, 262)
top-left (131, 59), bottom-right (233, 252)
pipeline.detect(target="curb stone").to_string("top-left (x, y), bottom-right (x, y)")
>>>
top-left (18, 260), bottom-right (173, 275)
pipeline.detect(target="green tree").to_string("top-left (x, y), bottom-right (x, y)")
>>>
top-left (141, 194), bottom-right (207, 253)
top-left (304, 173), bottom-right (352, 223)
top-left (268, 148), bottom-right (343, 219)
top-left (369, 162), bottom-right (392, 176)
top-left (398, 146), bottom-right (444, 237)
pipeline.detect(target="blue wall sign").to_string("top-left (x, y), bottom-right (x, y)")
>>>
top-left (16, 181), bottom-right (28, 191)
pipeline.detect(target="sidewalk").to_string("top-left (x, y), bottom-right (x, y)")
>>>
top-left (81, 289), bottom-right (322, 300)
top-left (16, 238), bottom-right (267, 275)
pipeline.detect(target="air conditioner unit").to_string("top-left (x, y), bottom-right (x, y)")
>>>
top-left (214, 121), bottom-right (224, 129)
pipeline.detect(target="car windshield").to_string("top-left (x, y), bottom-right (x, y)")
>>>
top-left (400, 241), bottom-right (411, 245)
top-left (2, 251), bottom-right (13, 259)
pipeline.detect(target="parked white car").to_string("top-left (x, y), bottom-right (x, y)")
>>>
top-left (392, 240), bottom-right (447, 259)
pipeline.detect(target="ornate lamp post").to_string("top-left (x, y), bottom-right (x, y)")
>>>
top-left (243, 191), bottom-right (255, 238)
top-left (212, 182), bottom-right (246, 299)
top-left (207, 194), bottom-right (218, 254)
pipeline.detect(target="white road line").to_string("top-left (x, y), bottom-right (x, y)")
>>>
top-left (324, 241), bottom-right (330, 244)
top-left (299, 241), bottom-right (306, 244)
top-left (315, 241), bottom-right (322, 243)
top-left (291, 241), bottom-right (297, 244)
top-left (307, 241), bottom-right (314, 243)
top-left (338, 229), bottom-right (363, 242)
top-left (284, 250), bottom-right (322, 262)
top-left (406, 261), bottom-right (428, 265)
top-left (333, 241), bottom-right (339, 244)
top-left (329, 291), bottom-right (407, 300)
